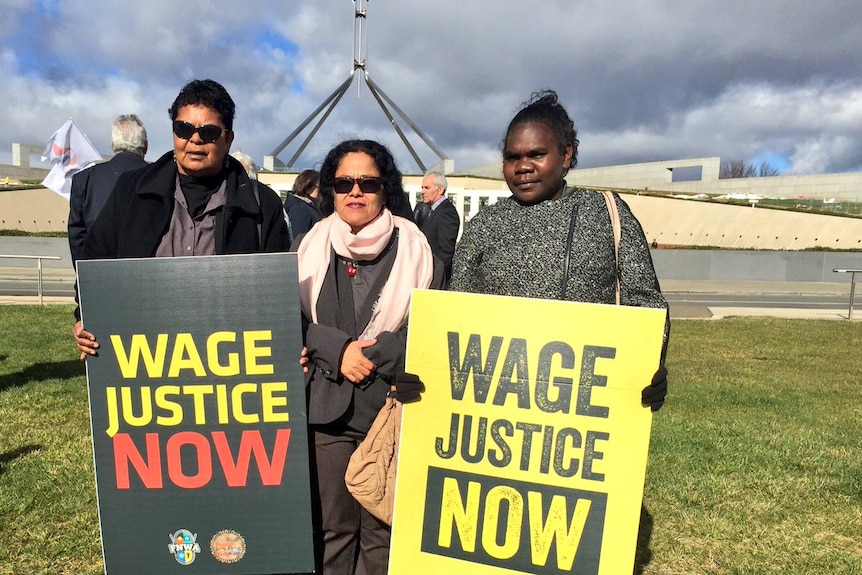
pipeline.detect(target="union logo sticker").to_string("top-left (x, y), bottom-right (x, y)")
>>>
top-left (167, 529), bottom-right (201, 565)
top-left (210, 529), bottom-right (247, 564)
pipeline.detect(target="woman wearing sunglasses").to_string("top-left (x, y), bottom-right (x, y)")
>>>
top-left (81, 78), bottom-right (289, 260)
top-left (73, 79), bottom-right (290, 358)
top-left (294, 139), bottom-right (443, 575)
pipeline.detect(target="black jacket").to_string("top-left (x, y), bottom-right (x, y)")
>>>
top-left (75, 151), bottom-right (291, 321)
top-left (420, 198), bottom-right (460, 282)
top-left (83, 151), bottom-right (290, 259)
top-left (68, 152), bottom-right (148, 263)
top-left (284, 193), bottom-right (321, 241)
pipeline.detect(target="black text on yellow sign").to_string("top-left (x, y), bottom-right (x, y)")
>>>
top-left (104, 330), bottom-right (292, 490)
top-left (421, 467), bottom-right (605, 574)
top-left (417, 332), bottom-right (612, 574)
top-left (438, 333), bottom-right (614, 478)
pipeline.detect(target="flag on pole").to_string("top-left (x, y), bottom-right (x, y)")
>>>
top-left (41, 119), bottom-right (102, 200)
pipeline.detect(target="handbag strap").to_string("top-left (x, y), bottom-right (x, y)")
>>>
top-left (600, 190), bottom-right (622, 305)
top-left (559, 190), bottom-right (622, 304)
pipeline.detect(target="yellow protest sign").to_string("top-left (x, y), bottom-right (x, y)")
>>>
top-left (390, 290), bottom-right (666, 575)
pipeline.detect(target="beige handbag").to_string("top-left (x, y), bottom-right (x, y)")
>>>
top-left (344, 396), bottom-right (402, 525)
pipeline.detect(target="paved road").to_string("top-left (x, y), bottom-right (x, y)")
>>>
top-left (664, 293), bottom-right (855, 321)
top-left (0, 267), bottom-right (77, 301)
top-left (660, 279), bottom-right (856, 320)
top-left (665, 292), bottom-right (850, 310)
top-left (0, 278), bottom-right (76, 298)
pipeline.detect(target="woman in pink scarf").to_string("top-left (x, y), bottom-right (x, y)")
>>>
top-left (294, 139), bottom-right (443, 575)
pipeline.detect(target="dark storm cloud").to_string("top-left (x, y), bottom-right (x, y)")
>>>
top-left (2, 0), bottom-right (861, 174)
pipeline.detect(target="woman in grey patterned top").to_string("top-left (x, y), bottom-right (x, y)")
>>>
top-left (450, 89), bottom-right (669, 411)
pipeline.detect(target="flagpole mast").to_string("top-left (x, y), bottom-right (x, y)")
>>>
top-left (266, 0), bottom-right (450, 173)
top-left (354, 0), bottom-right (367, 97)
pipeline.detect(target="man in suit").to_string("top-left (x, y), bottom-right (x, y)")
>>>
top-left (419, 171), bottom-right (460, 285)
top-left (68, 114), bottom-right (148, 263)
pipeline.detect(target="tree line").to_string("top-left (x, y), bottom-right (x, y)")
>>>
top-left (720, 160), bottom-right (781, 179)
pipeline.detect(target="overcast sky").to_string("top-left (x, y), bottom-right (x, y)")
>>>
top-left (2, 0), bottom-right (862, 176)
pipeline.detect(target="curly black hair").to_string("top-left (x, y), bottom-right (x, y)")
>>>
top-left (169, 79), bottom-right (236, 130)
top-left (318, 139), bottom-right (409, 217)
top-left (502, 89), bottom-right (579, 174)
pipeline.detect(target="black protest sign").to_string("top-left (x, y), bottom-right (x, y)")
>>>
top-left (78, 253), bottom-right (313, 575)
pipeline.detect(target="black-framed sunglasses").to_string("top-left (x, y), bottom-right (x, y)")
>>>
top-left (332, 176), bottom-right (384, 194)
top-left (172, 120), bottom-right (228, 144)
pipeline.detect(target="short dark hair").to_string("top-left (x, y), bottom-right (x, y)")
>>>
top-left (292, 169), bottom-right (320, 199)
top-left (318, 140), bottom-right (408, 216)
top-left (169, 79), bottom-right (236, 130)
top-left (503, 89), bottom-right (579, 173)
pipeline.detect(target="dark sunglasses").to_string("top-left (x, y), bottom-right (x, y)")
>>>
top-left (172, 120), bottom-right (228, 144)
top-left (332, 176), bottom-right (384, 194)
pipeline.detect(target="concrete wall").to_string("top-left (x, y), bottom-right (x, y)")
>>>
top-left (650, 250), bottom-right (861, 283)
top-left (0, 188), bottom-right (69, 232)
top-left (0, 165), bottom-right (50, 181)
top-left (568, 157), bottom-right (722, 188)
top-left (1, 144), bottom-right (50, 181)
top-left (624, 194), bottom-right (862, 251)
top-left (566, 158), bottom-right (862, 201)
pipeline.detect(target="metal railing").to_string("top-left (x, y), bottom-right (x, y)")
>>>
top-left (0, 254), bottom-right (63, 305)
top-left (833, 268), bottom-right (862, 320)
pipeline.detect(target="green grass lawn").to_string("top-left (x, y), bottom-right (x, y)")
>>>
top-left (0, 305), bottom-right (100, 575)
top-left (1, 306), bottom-right (860, 574)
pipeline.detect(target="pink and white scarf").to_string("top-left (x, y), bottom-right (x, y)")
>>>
top-left (297, 209), bottom-right (435, 340)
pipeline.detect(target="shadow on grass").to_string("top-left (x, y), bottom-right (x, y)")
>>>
top-left (0, 360), bottom-right (84, 392)
top-left (0, 445), bottom-right (42, 477)
top-left (633, 505), bottom-right (654, 574)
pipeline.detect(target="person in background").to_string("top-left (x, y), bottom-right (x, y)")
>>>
top-left (284, 168), bottom-right (323, 239)
top-left (73, 79), bottom-right (290, 360)
top-left (230, 149), bottom-right (294, 241)
top-left (449, 89), bottom-right (669, 411)
top-left (294, 139), bottom-right (443, 575)
top-left (418, 171), bottom-right (460, 285)
top-left (68, 114), bottom-right (148, 263)
top-left (293, 168), bottom-right (323, 211)
top-left (229, 149), bottom-right (262, 181)
top-left (412, 198), bottom-right (431, 228)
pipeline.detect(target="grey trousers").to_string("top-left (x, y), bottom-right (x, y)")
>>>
top-left (311, 427), bottom-right (391, 575)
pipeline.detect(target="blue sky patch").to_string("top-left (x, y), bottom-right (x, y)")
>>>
top-left (254, 29), bottom-right (299, 57)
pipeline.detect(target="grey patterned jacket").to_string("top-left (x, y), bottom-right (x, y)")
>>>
top-left (450, 187), bottom-right (669, 359)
